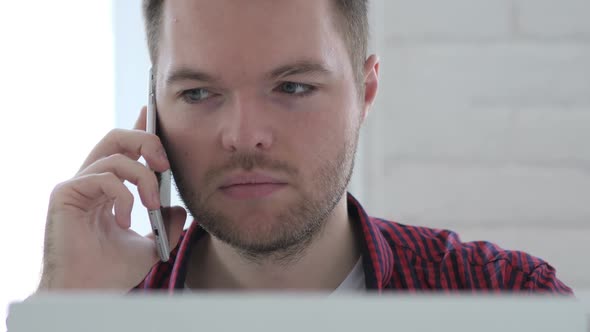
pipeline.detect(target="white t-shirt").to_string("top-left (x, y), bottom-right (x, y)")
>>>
top-left (184, 257), bottom-right (366, 291)
top-left (332, 257), bottom-right (366, 292)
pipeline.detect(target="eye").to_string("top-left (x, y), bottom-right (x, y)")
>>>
top-left (181, 88), bottom-right (213, 103)
top-left (276, 82), bottom-right (315, 96)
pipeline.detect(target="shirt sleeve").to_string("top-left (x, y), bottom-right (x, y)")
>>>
top-left (523, 263), bottom-right (574, 295)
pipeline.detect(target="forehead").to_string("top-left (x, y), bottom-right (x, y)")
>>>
top-left (157, 0), bottom-right (348, 80)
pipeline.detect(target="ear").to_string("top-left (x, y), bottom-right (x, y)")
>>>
top-left (360, 54), bottom-right (379, 123)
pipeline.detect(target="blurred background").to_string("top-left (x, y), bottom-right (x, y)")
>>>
top-left (1, 0), bottom-right (589, 327)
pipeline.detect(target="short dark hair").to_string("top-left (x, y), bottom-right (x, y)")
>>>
top-left (142, 0), bottom-right (368, 87)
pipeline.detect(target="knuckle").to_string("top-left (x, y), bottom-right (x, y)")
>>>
top-left (146, 173), bottom-right (160, 192)
top-left (117, 187), bottom-right (134, 204)
top-left (124, 190), bottom-right (134, 203)
top-left (105, 128), bottom-right (124, 141)
top-left (151, 133), bottom-right (162, 144)
top-left (101, 129), bottom-right (124, 148)
top-left (136, 168), bottom-right (155, 186)
top-left (104, 153), bottom-right (128, 164)
top-left (136, 171), bottom-right (156, 191)
top-left (98, 171), bottom-right (119, 183)
top-left (50, 180), bottom-right (70, 200)
top-left (147, 134), bottom-right (163, 151)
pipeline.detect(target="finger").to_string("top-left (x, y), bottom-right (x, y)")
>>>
top-left (78, 128), bottom-right (169, 174)
top-left (134, 106), bottom-right (147, 131)
top-left (61, 173), bottom-right (134, 228)
top-left (146, 206), bottom-right (187, 251)
top-left (77, 154), bottom-right (161, 210)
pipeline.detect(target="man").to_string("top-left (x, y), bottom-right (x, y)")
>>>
top-left (38, 0), bottom-right (572, 293)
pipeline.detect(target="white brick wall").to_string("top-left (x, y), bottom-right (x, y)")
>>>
top-left (384, 0), bottom-right (513, 40)
top-left (355, 0), bottom-right (590, 290)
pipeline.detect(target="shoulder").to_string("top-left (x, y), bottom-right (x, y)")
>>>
top-left (372, 218), bottom-right (573, 293)
top-left (373, 217), bottom-right (520, 266)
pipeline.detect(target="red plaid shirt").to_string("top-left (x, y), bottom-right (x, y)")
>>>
top-left (136, 193), bottom-right (573, 294)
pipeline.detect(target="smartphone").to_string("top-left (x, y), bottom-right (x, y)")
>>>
top-left (146, 67), bottom-right (171, 262)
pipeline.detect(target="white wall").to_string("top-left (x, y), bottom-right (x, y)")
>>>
top-left (1, 1), bottom-right (114, 328)
top-left (361, 0), bottom-right (590, 289)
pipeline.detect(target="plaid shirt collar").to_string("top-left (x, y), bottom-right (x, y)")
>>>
top-left (145, 193), bottom-right (392, 292)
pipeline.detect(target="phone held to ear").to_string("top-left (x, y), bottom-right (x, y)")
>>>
top-left (146, 67), bottom-right (172, 262)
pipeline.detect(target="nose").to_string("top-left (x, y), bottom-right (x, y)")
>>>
top-left (220, 94), bottom-right (274, 153)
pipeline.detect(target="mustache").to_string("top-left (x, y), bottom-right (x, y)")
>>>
top-left (205, 153), bottom-right (298, 181)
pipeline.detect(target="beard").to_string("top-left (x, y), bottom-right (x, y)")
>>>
top-left (167, 130), bottom-right (359, 264)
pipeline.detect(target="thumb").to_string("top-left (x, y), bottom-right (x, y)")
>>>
top-left (162, 206), bottom-right (188, 250)
top-left (146, 206), bottom-right (187, 251)
top-left (134, 106), bottom-right (147, 131)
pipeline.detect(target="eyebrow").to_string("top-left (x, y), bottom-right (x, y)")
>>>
top-left (165, 68), bottom-right (219, 86)
top-left (164, 60), bottom-right (332, 87)
top-left (268, 60), bottom-right (332, 80)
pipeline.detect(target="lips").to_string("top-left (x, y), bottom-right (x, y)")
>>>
top-left (219, 173), bottom-right (287, 200)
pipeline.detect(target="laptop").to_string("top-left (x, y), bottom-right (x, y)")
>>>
top-left (7, 293), bottom-right (587, 332)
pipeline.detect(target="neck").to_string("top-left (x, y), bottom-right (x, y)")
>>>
top-left (186, 193), bottom-right (360, 290)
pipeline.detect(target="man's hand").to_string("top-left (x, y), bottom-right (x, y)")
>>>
top-left (38, 107), bottom-right (186, 291)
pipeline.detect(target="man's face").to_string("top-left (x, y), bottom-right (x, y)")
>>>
top-left (155, 0), bottom-right (366, 256)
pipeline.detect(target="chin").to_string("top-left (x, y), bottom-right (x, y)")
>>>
top-left (206, 212), bottom-right (297, 247)
top-left (182, 183), bottom-right (324, 253)
top-left (194, 201), bottom-right (312, 251)
top-left (221, 207), bottom-right (284, 231)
